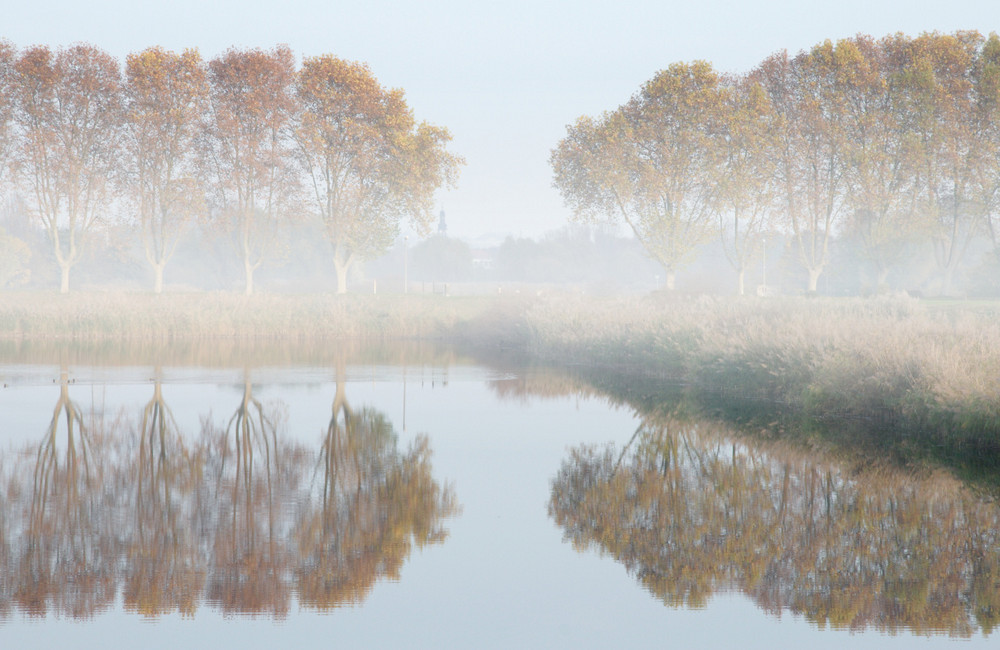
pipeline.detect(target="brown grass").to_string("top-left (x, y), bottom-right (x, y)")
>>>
top-left (3, 289), bottom-right (998, 452)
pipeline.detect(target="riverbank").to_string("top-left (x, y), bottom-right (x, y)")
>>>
top-left (2, 290), bottom-right (999, 473)
top-left (0, 291), bottom-right (495, 341)
top-left (497, 293), bottom-right (1000, 482)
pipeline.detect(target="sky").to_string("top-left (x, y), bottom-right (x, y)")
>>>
top-left (5, 0), bottom-right (1000, 242)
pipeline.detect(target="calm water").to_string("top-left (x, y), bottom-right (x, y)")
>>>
top-left (0, 342), bottom-right (996, 648)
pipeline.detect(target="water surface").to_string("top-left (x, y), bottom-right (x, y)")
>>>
top-left (0, 342), bottom-right (996, 648)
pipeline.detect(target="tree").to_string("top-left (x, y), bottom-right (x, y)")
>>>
top-left (12, 44), bottom-right (122, 293)
top-left (838, 35), bottom-right (926, 288)
top-left (410, 234), bottom-right (472, 282)
top-left (294, 55), bottom-right (461, 294)
top-left (123, 47), bottom-right (208, 294)
top-left (907, 32), bottom-right (988, 295)
top-left (0, 225), bottom-right (31, 288)
top-left (754, 48), bottom-right (849, 292)
top-left (715, 75), bottom-right (779, 295)
top-left (980, 34), bottom-right (1000, 258)
top-left (0, 40), bottom-right (15, 193)
top-left (203, 46), bottom-right (298, 296)
top-left (552, 62), bottom-right (725, 291)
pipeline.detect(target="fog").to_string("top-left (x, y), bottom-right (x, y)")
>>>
top-left (3, 194), bottom-right (997, 297)
top-left (4, 11), bottom-right (1000, 648)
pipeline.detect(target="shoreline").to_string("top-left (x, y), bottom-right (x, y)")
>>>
top-left (2, 290), bottom-right (998, 481)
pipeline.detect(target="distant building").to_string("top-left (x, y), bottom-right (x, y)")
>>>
top-left (438, 209), bottom-right (447, 235)
top-left (471, 248), bottom-right (495, 270)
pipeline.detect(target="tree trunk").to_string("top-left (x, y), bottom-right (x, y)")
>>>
top-left (334, 259), bottom-right (348, 295)
top-left (60, 263), bottom-right (71, 294)
top-left (941, 266), bottom-right (955, 296)
top-left (736, 268), bottom-right (745, 296)
top-left (244, 261), bottom-right (254, 296)
top-left (665, 270), bottom-right (676, 291)
top-left (153, 264), bottom-right (164, 294)
top-left (807, 267), bottom-right (822, 293)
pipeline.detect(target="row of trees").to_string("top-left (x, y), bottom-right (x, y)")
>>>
top-left (0, 42), bottom-right (461, 294)
top-left (552, 31), bottom-right (1000, 294)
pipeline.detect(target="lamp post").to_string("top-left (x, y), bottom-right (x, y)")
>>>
top-left (404, 235), bottom-right (409, 294)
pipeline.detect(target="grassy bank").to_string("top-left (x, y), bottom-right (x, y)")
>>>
top-left (0, 291), bottom-right (494, 341)
top-left (499, 294), bottom-right (1000, 473)
top-left (2, 290), bottom-right (999, 470)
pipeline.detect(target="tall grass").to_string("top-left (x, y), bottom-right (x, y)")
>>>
top-left (512, 293), bottom-right (1000, 461)
top-left (3, 289), bottom-right (998, 460)
top-left (0, 291), bottom-right (493, 341)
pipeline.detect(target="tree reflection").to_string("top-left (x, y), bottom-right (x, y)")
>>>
top-left (124, 371), bottom-right (204, 617)
top-left (0, 370), bottom-right (458, 620)
top-left (550, 414), bottom-right (1000, 636)
top-left (294, 368), bottom-right (459, 609)
top-left (14, 369), bottom-right (116, 618)
top-left (207, 372), bottom-right (291, 616)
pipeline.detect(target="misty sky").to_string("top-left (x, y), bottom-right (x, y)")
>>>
top-left (5, 0), bottom-right (1000, 241)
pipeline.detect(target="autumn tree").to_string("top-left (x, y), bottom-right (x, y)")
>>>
top-left (0, 40), bottom-right (15, 193)
top-left (904, 32), bottom-right (990, 295)
top-left (714, 75), bottom-right (779, 295)
top-left (0, 225), bottom-right (31, 287)
top-left (754, 47), bottom-right (849, 293)
top-left (12, 44), bottom-right (122, 293)
top-left (836, 35), bottom-right (926, 288)
top-left (294, 55), bottom-right (461, 294)
top-left (981, 34), bottom-right (1000, 258)
top-left (123, 47), bottom-right (208, 294)
top-left (203, 46), bottom-right (298, 295)
top-left (552, 62), bottom-right (725, 291)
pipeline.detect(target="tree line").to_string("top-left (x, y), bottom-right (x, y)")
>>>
top-left (552, 31), bottom-right (1000, 294)
top-left (0, 42), bottom-right (461, 294)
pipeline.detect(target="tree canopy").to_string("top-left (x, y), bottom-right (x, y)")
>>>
top-left (295, 55), bottom-right (462, 293)
top-left (553, 30), bottom-right (1000, 294)
top-left (552, 61), bottom-right (725, 291)
top-left (12, 44), bottom-right (122, 293)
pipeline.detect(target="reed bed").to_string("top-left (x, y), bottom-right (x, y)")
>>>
top-left (513, 293), bottom-right (1000, 460)
top-left (0, 291), bottom-right (492, 341)
top-left (2, 289), bottom-right (998, 458)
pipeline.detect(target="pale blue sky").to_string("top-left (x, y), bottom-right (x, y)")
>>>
top-left (5, 0), bottom-right (1000, 240)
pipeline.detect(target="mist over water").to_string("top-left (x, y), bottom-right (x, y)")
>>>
top-left (0, 341), bottom-right (997, 648)
top-left (2, 24), bottom-right (1000, 650)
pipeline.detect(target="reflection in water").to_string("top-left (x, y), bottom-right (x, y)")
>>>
top-left (296, 372), bottom-right (458, 608)
top-left (549, 414), bottom-right (1000, 637)
top-left (127, 370), bottom-right (203, 617)
top-left (15, 369), bottom-right (116, 618)
top-left (0, 372), bottom-right (458, 620)
top-left (209, 371), bottom-right (289, 616)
